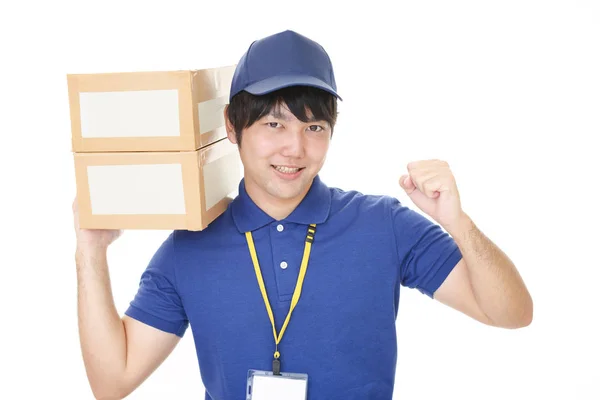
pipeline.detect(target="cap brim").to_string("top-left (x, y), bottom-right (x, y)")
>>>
top-left (243, 74), bottom-right (342, 100)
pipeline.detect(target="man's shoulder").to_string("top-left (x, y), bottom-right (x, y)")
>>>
top-left (328, 185), bottom-right (402, 218)
top-left (170, 206), bottom-right (239, 248)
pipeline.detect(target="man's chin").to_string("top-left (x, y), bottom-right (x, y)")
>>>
top-left (271, 189), bottom-right (304, 201)
top-left (269, 182), bottom-right (310, 201)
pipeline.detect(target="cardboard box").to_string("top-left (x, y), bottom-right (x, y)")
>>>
top-left (74, 138), bottom-right (241, 231)
top-left (67, 66), bottom-right (235, 153)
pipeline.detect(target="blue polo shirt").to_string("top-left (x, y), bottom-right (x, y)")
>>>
top-left (125, 175), bottom-right (462, 400)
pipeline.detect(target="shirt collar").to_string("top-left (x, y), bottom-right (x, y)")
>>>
top-left (231, 175), bottom-right (331, 233)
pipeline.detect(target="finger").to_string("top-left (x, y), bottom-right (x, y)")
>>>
top-left (423, 178), bottom-right (442, 198)
top-left (399, 175), bottom-right (416, 193)
top-left (410, 170), bottom-right (438, 195)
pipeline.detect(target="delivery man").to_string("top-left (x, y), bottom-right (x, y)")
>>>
top-left (73, 30), bottom-right (533, 400)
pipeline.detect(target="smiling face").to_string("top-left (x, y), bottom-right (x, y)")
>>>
top-left (226, 102), bottom-right (332, 212)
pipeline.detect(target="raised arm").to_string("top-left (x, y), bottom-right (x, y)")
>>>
top-left (398, 160), bottom-right (533, 328)
top-left (74, 199), bottom-right (181, 399)
top-left (434, 215), bottom-right (533, 328)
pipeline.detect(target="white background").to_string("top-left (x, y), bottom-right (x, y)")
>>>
top-left (0, 0), bottom-right (598, 399)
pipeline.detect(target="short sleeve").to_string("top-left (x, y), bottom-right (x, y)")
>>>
top-left (391, 198), bottom-right (463, 298)
top-left (125, 232), bottom-right (189, 337)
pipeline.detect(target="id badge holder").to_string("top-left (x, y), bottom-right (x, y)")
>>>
top-left (247, 369), bottom-right (308, 400)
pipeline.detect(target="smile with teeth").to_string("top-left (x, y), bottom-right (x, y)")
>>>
top-left (273, 165), bottom-right (304, 174)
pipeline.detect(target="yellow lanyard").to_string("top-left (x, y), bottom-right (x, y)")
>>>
top-left (245, 223), bottom-right (316, 375)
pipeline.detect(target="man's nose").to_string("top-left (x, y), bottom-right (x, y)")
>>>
top-left (281, 128), bottom-right (305, 158)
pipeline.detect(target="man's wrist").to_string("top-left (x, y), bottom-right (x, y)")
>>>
top-left (445, 212), bottom-right (475, 240)
top-left (75, 244), bottom-right (108, 263)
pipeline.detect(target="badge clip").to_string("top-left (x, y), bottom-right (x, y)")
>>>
top-left (272, 358), bottom-right (281, 375)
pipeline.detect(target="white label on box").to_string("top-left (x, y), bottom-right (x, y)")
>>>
top-left (203, 152), bottom-right (241, 209)
top-left (198, 96), bottom-right (227, 134)
top-left (79, 90), bottom-right (180, 138)
top-left (87, 164), bottom-right (186, 215)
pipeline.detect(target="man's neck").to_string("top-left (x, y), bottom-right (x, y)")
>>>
top-left (244, 179), bottom-right (311, 221)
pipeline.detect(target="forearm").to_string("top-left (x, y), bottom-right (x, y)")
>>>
top-left (446, 214), bottom-right (533, 329)
top-left (76, 248), bottom-right (127, 399)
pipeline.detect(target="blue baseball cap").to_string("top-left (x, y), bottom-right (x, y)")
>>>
top-left (229, 30), bottom-right (342, 101)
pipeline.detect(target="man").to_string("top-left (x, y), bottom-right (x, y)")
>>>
top-left (73, 30), bottom-right (533, 399)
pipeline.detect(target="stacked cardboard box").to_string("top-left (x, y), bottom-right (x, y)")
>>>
top-left (68, 66), bottom-right (241, 231)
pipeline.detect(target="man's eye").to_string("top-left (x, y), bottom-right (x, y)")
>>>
top-left (267, 122), bottom-right (281, 128)
top-left (308, 125), bottom-right (324, 132)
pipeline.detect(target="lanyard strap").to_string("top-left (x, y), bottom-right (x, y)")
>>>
top-left (245, 224), bottom-right (317, 372)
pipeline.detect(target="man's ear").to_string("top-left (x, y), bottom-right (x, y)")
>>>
top-left (224, 105), bottom-right (237, 144)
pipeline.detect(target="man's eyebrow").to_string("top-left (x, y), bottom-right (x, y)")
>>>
top-left (267, 109), bottom-right (322, 123)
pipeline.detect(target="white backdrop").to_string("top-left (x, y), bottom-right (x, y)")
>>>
top-left (0, 0), bottom-right (598, 399)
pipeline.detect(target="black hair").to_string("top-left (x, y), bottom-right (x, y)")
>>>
top-left (226, 86), bottom-right (338, 146)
